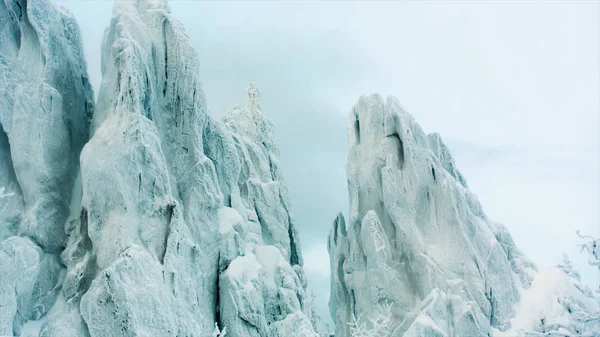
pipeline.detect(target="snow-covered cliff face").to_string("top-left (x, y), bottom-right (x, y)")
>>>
top-left (1, 0), bottom-right (316, 336)
top-left (0, 0), bottom-right (93, 250)
top-left (0, 0), bottom-right (93, 335)
top-left (217, 86), bottom-right (318, 337)
top-left (328, 95), bottom-right (598, 337)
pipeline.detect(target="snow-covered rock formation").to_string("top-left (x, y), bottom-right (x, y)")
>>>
top-left (0, 0), bottom-right (93, 335)
top-left (218, 84), bottom-right (318, 337)
top-left (328, 94), bottom-right (599, 337)
top-left (1, 0), bottom-right (316, 336)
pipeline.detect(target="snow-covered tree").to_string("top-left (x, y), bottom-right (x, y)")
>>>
top-left (576, 230), bottom-right (600, 293)
top-left (558, 253), bottom-right (581, 281)
top-left (348, 302), bottom-right (397, 337)
top-left (573, 230), bottom-right (600, 336)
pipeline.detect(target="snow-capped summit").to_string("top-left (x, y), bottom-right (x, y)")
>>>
top-left (328, 94), bottom-right (598, 337)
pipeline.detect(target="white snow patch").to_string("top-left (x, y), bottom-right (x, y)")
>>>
top-left (254, 245), bottom-right (286, 288)
top-left (218, 207), bottom-right (243, 234)
top-left (225, 254), bottom-right (262, 280)
top-left (494, 266), bottom-right (599, 336)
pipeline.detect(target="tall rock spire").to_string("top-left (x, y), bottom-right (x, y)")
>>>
top-left (329, 94), bottom-right (535, 336)
top-left (328, 94), bottom-right (599, 337)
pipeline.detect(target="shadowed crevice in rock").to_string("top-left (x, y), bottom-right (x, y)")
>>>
top-left (353, 118), bottom-right (360, 144)
top-left (386, 132), bottom-right (404, 169)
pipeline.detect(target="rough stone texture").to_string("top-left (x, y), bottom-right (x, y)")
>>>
top-left (0, 236), bottom-right (64, 337)
top-left (80, 246), bottom-right (180, 337)
top-left (0, 0), bottom-right (93, 251)
top-left (0, 0), bottom-right (92, 335)
top-left (328, 94), bottom-right (538, 336)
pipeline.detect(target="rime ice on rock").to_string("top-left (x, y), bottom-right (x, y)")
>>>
top-left (1, 0), bottom-right (316, 336)
top-left (218, 83), bottom-right (316, 337)
top-left (328, 94), bottom-right (598, 337)
top-left (0, 0), bottom-right (93, 335)
top-left (0, 0), bottom-right (93, 251)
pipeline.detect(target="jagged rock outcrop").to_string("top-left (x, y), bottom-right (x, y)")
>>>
top-left (328, 94), bottom-right (598, 336)
top-left (218, 87), bottom-right (317, 337)
top-left (1, 0), bottom-right (316, 336)
top-left (0, 0), bottom-right (93, 335)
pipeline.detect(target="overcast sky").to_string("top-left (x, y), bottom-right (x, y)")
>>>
top-left (58, 0), bottom-right (599, 327)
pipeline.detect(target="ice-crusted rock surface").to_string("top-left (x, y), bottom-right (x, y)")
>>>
top-left (328, 94), bottom-right (598, 337)
top-left (0, 0), bottom-right (93, 251)
top-left (0, 0), bottom-right (93, 335)
top-left (1, 0), bottom-right (316, 336)
top-left (218, 84), bottom-right (317, 336)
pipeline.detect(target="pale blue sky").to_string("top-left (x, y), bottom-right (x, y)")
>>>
top-left (58, 0), bottom-right (600, 327)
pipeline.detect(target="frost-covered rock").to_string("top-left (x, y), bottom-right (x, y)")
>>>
top-left (269, 312), bottom-right (320, 337)
top-left (217, 84), bottom-right (316, 336)
top-left (0, 0), bottom-right (315, 335)
top-left (0, 236), bottom-right (63, 337)
top-left (0, 0), bottom-right (92, 334)
top-left (74, 0), bottom-right (315, 333)
top-left (42, 0), bottom-right (222, 333)
top-left (0, 0), bottom-right (93, 250)
top-left (328, 94), bottom-right (538, 336)
top-left (80, 245), bottom-right (181, 337)
top-left (219, 246), bottom-right (310, 336)
top-left (221, 83), bottom-right (304, 266)
top-left (328, 94), bottom-right (599, 337)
